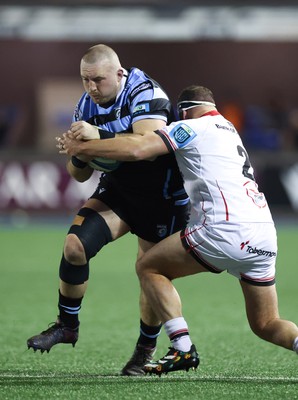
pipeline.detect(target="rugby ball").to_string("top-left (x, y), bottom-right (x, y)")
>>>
top-left (88, 157), bottom-right (121, 172)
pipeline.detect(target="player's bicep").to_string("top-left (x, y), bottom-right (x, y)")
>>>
top-left (132, 118), bottom-right (166, 134)
top-left (130, 118), bottom-right (168, 160)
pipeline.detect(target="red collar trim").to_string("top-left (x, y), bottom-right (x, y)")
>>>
top-left (200, 110), bottom-right (220, 118)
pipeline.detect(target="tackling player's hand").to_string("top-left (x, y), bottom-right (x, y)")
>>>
top-left (70, 121), bottom-right (100, 140)
top-left (56, 133), bottom-right (77, 155)
top-left (55, 134), bottom-right (91, 161)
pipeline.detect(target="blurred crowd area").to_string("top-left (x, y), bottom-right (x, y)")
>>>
top-left (1, 94), bottom-right (298, 153)
top-left (220, 96), bottom-right (298, 152)
top-left (1, 3), bottom-right (298, 154)
top-left (1, 3), bottom-right (298, 217)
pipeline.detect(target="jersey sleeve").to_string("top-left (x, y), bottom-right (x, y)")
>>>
top-left (155, 121), bottom-right (198, 152)
top-left (72, 93), bottom-right (96, 123)
top-left (128, 76), bottom-right (172, 124)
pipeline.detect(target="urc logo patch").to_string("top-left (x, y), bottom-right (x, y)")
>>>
top-left (174, 125), bottom-right (192, 143)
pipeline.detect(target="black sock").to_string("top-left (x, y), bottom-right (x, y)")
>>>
top-left (58, 290), bottom-right (82, 329)
top-left (137, 319), bottom-right (162, 348)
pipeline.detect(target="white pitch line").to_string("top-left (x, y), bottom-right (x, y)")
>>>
top-left (0, 374), bottom-right (297, 382)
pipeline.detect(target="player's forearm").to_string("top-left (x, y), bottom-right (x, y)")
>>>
top-left (75, 137), bottom-right (148, 161)
top-left (61, 131), bottom-right (168, 161)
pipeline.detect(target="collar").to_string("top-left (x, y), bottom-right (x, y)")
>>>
top-left (200, 110), bottom-right (220, 118)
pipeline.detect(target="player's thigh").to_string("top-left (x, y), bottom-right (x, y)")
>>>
top-left (137, 237), bottom-right (156, 261)
top-left (137, 231), bottom-right (208, 280)
top-left (240, 280), bottom-right (280, 330)
top-left (72, 197), bottom-right (131, 240)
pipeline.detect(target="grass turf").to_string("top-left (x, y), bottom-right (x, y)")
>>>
top-left (0, 223), bottom-right (297, 399)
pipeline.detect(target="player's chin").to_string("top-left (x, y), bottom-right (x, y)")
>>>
top-left (93, 95), bottom-right (114, 105)
top-left (90, 95), bottom-right (104, 104)
top-left (90, 96), bottom-right (99, 103)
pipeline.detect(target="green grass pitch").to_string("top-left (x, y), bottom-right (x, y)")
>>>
top-left (0, 222), bottom-right (297, 399)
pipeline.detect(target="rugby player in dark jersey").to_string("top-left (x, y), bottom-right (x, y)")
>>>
top-left (27, 44), bottom-right (189, 376)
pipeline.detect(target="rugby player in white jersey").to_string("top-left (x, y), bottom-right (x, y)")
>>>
top-left (58, 85), bottom-right (298, 375)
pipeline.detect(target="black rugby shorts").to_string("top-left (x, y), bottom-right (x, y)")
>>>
top-left (90, 178), bottom-right (190, 243)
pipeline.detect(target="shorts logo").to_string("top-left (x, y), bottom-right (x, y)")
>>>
top-left (240, 240), bottom-right (249, 250)
top-left (157, 224), bottom-right (167, 238)
top-left (240, 241), bottom-right (276, 257)
top-left (173, 124), bottom-right (193, 143)
top-left (97, 187), bottom-right (106, 195)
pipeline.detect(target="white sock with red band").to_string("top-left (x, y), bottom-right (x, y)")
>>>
top-left (164, 317), bottom-right (192, 352)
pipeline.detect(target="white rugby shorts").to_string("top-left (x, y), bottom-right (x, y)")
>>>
top-left (181, 222), bottom-right (277, 286)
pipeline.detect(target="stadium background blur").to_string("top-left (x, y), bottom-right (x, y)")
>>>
top-left (1, 0), bottom-right (298, 224)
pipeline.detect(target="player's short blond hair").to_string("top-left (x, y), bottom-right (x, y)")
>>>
top-left (82, 44), bottom-right (121, 68)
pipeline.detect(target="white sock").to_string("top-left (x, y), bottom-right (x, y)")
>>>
top-left (292, 337), bottom-right (298, 354)
top-left (164, 317), bottom-right (192, 352)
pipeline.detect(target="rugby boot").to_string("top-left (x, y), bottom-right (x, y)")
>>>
top-left (144, 344), bottom-right (199, 376)
top-left (27, 319), bottom-right (79, 353)
top-left (121, 344), bottom-right (156, 376)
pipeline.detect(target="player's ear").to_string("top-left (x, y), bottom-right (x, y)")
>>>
top-left (117, 68), bottom-right (124, 81)
top-left (178, 109), bottom-right (187, 120)
top-left (181, 110), bottom-right (187, 120)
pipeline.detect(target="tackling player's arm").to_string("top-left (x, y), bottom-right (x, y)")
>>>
top-left (58, 117), bottom-right (169, 162)
top-left (59, 127), bottom-right (169, 161)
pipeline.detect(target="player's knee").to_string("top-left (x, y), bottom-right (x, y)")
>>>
top-left (249, 322), bottom-right (261, 337)
top-left (67, 207), bottom-right (113, 261)
top-left (136, 256), bottom-right (150, 281)
top-left (64, 234), bottom-right (86, 264)
top-left (248, 317), bottom-right (270, 339)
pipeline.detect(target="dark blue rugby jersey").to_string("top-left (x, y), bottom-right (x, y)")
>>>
top-left (73, 67), bottom-right (187, 199)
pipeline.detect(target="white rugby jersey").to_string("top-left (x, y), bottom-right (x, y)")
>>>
top-left (156, 110), bottom-right (274, 225)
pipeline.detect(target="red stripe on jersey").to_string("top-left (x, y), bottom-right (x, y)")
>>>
top-left (243, 180), bottom-right (251, 187)
top-left (158, 129), bottom-right (177, 151)
top-left (216, 181), bottom-right (229, 221)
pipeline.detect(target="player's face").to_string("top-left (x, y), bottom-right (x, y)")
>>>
top-left (80, 60), bottom-right (123, 105)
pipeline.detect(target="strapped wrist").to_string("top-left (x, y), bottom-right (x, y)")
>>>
top-left (71, 156), bottom-right (88, 169)
top-left (98, 129), bottom-right (116, 139)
